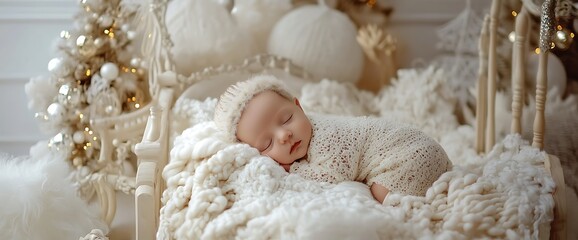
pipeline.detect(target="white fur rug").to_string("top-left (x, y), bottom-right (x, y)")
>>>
top-left (159, 122), bottom-right (554, 239)
top-left (0, 142), bottom-right (107, 240)
top-left (161, 67), bottom-right (559, 239)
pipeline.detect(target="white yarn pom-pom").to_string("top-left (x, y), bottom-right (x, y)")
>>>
top-left (268, 4), bottom-right (364, 83)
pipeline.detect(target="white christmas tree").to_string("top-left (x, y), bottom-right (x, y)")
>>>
top-left (25, 0), bottom-right (149, 177)
top-left (432, 0), bottom-right (484, 105)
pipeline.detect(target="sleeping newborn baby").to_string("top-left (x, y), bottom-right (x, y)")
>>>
top-left (214, 75), bottom-right (452, 203)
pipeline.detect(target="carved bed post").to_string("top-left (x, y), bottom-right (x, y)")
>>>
top-left (485, 0), bottom-right (501, 153)
top-left (133, 0), bottom-right (173, 238)
top-left (532, 0), bottom-right (555, 150)
top-left (531, 1), bottom-right (566, 239)
top-left (476, 15), bottom-right (490, 153)
top-left (511, 8), bottom-right (530, 134)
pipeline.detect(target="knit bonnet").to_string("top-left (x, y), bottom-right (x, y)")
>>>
top-left (214, 75), bottom-right (294, 142)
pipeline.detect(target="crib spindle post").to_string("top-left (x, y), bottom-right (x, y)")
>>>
top-left (511, 8), bottom-right (530, 134)
top-left (136, 162), bottom-right (157, 240)
top-left (485, 0), bottom-right (501, 153)
top-left (476, 15), bottom-right (490, 153)
top-left (532, 0), bottom-right (556, 150)
top-left (533, 53), bottom-right (548, 150)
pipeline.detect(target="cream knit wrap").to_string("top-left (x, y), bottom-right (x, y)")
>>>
top-left (291, 114), bottom-right (453, 196)
top-left (214, 75), bottom-right (294, 142)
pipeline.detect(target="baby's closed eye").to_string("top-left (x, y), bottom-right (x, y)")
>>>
top-left (261, 139), bottom-right (272, 152)
top-left (283, 114), bottom-right (293, 124)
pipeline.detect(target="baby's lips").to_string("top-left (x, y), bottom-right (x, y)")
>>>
top-left (290, 140), bottom-right (301, 154)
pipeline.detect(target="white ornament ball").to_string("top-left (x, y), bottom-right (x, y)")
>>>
top-left (79, 166), bottom-right (91, 177)
top-left (48, 58), bottom-right (69, 77)
top-left (268, 5), bottom-right (364, 83)
top-left (47, 58), bottom-right (62, 72)
top-left (73, 131), bottom-right (86, 144)
top-left (76, 35), bottom-right (97, 57)
top-left (50, 133), bottom-right (73, 158)
top-left (100, 62), bottom-right (119, 80)
top-left (130, 58), bottom-right (141, 67)
top-left (553, 28), bottom-right (573, 50)
top-left (46, 102), bottom-right (66, 122)
top-left (60, 85), bottom-right (83, 107)
top-left (98, 15), bottom-right (113, 28)
top-left (126, 31), bottom-right (136, 40)
top-left (84, 23), bottom-right (94, 32)
top-left (72, 156), bottom-right (83, 167)
top-left (105, 105), bottom-right (115, 115)
top-left (94, 38), bottom-right (105, 47)
top-left (121, 24), bottom-right (130, 32)
top-left (526, 51), bottom-right (567, 94)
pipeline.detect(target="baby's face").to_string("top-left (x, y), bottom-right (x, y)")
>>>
top-left (236, 91), bottom-right (312, 169)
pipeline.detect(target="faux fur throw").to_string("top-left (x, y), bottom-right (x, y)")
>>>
top-left (161, 67), bottom-right (556, 239)
top-left (0, 142), bottom-right (107, 240)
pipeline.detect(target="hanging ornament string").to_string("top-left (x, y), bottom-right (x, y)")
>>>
top-left (540, 0), bottom-right (557, 53)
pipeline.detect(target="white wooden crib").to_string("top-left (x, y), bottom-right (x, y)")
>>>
top-left (86, 0), bottom-right (569, 239)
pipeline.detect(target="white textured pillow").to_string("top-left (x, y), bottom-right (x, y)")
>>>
top-left (178, 69), bottom-right (310, 101)
top-left (165, 0), bottom-right (257, 76)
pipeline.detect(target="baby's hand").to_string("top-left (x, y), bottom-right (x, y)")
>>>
top-left (370, 183), bottom-right (390, 203)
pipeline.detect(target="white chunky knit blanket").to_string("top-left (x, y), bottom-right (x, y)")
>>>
top-left (162, 67), bottom-right (556, 239)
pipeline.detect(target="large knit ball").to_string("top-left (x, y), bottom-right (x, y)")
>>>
top-left (268, 4), bottom-right (364, 83)
top-left (165, 0), bottom-right (257, 76)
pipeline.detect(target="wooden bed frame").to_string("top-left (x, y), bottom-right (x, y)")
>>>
top-left (85, 0), bottom-right (568, 239)
top-left (477, 0), bottom-right (566, 238)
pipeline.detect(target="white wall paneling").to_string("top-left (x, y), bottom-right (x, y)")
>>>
top-left (0, 0), bottom-right (75, 21)
top-left (0, 0), bottom-right (75, 156)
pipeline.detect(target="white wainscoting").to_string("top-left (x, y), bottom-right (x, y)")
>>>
top-left (0, 0), bottom-right (75, 156)
top-left (0, 0), bottom-right (491, 156)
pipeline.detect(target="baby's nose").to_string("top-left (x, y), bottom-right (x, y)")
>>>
top-left (276, 128), bottom-right (292, 143)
